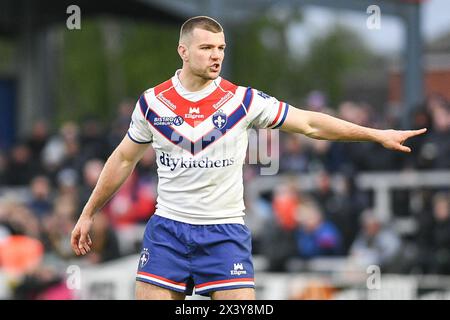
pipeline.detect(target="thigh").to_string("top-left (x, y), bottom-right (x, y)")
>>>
top-left (135, 281), bottom-right (186, 300)
top-left (136, 215), bottom-right (193, 295)
top-left (192, 223), bottom-right (255, 296)
top-left (211, 288), bottom-right (256, 300)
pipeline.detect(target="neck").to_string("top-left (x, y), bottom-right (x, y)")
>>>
top-left (178, 68), bottom-right (214, 92)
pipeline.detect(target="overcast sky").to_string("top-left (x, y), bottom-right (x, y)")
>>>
top-left (288, 0), bottom-right (450, 55)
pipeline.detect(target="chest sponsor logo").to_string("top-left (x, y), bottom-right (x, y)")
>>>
top-left (185, 107), bottom-right (205, 120)
top-left (159, 152), bottom-right (235, 171)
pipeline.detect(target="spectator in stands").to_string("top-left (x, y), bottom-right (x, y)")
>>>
top-left (56, 168), bottom-right (79, 199)
top-left (308, 139), bottom-right (333, 172)
top-left (108, 99), bottom-right (135, 151)
top-left (419, 99), bottom-right (450, 169)
top-left (26, 175), bottom-right (53, 220)
top-left (41, 121), bottom-right (81, 183)
top-left (349, 209), bottom-right (402, 272)
top-left (295, 198), bottom-right (342, 259)
top-left (279, 134), bottom-right (310, 173)
top-left (0, 151), bottom-right (6, 185)
top-left (312, 171), bottom-right (363, 254)
top-left (417, 192), bottom-right (450, 274)
top-left (26, 120), bottom-right (50, 161)
top-left (430, 192), bottom-right (450, 274)
top-left (260, 181), bottom-right (300, 271)
top-left (41, 195), bottom-right (77, 260)
top-left (84, 213), bottom-right (121, 264)
top-left (13, 264), bottom-right (73, 300)
top-left (0, 200), bottom-right (41, 239)
top-left (103, 149), bottom-right (157, 228)
top-left (0, 200), bottom-right (13, 240)
top-left (80, 116), bottom-right (109, 161)
top-left (4, 144), bottom-right (39, 186)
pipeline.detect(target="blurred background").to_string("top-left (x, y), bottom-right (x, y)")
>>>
top-left (0, 0), bottom-right (449, 300)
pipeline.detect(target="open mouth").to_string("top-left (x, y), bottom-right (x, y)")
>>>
top-left (210, 63), bottom-right (220, 71)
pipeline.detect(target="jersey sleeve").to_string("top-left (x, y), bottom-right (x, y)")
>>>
top-left (127, 95), bottom-right (153, 144)
top-left (246, 88), bottom-right (290, 129)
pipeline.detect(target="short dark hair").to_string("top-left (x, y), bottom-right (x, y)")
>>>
top-left (179, 16), bottom-right (223, 41)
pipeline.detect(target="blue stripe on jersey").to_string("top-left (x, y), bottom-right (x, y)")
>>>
top-left (139, 95), bottom-right (148, 116)
top-left (273, 103), bottom-right (289, 129)
top-left (139, 94), bottom-right (247, 155)
top-left (241, 87), bottom-right (253, 112)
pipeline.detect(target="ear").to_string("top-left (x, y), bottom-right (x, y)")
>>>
top-left (177, 44), bottom-right (188, 62)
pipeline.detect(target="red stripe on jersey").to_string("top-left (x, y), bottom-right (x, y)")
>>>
top-left (269, 102), bottom-right (284, 127)
top-left (153, 79), bottom-right (173, 96)
top-left (155, 79), bottom-right (238, 127)
top-left (219, 79), bottom-right (238, 92)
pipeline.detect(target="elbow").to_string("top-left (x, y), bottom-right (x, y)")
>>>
top-left (303, 126), bottom-right (324, 140)
top-left (110, 149), bottom-right (136, 169)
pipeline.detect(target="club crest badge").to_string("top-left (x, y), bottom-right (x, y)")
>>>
top-left (212, 110), bottom-right (227, 129)
top-left (139, 249), bottom-right (149, 268)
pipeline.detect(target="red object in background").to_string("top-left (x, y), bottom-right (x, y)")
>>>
top-left (0, 235), bottom-right (44, 276)
top-left (104, 171), bottom-right (156, 227)
top-left (272, 192), bottom-right (299, 231)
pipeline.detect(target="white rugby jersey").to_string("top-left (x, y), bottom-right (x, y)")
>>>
top-left (127, 71), bottom-right (289, 224)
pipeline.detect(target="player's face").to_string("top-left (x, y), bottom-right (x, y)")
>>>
top-left (186, 28), bottom-right (226, 80)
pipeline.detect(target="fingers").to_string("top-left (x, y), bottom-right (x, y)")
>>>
top-left (395, 128), bottom-right (426, 153)
top-left (71, 229), bottom-right (81, 256)
top-left (399, 145), bottom-right (411, 153)
top-left (78, 231), bottom-right (91, 255)
top-left (71, 226), bottom-right (92, 256)
top-left (407, 127), bottom-right (427, 138)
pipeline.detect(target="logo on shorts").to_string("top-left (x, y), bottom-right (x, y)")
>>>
top-left (139, 248), bottom-right (149, 268)
top-left (230, 263), bottom-right (247, 276)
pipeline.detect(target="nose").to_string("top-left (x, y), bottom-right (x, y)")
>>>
top-left (211, 48), bottom-right (221, 60)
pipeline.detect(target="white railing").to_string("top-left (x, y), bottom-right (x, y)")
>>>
top-left (356, 170), bottom-right (450, 222)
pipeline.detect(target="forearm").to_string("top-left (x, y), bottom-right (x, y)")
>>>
top-left (281, 107), bottom-right (426, 152)
top-left (306, 111), bottom-right (382, 142)
top-left (81, 149), bottom-right (137, 218)
top-left (286, 109), bottom-right (383, 143)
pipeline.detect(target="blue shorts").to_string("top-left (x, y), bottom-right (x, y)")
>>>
top-left (136, 214), bottom-right (255, 296)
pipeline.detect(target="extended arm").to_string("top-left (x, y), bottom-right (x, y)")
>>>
top-left (71, 136), bottom-right (149, 255)
top-left (281, 107), bottom-right (426, 153)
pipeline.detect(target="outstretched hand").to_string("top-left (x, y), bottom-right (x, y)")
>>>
top-left (379, 128), bottom-right (427, 153)
top-left (71, 214), bottom-right (94, 256)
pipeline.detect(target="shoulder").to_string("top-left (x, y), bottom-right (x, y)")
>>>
top-left (153, 79), bottom-right (173, 96)
top-left (139, 78), bottom-right (173, 98)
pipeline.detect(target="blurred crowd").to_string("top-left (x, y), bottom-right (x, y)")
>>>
top-left (0, 93), bottom-right (449, 299)
top-left (245, 92), bottom-right (450, 274)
